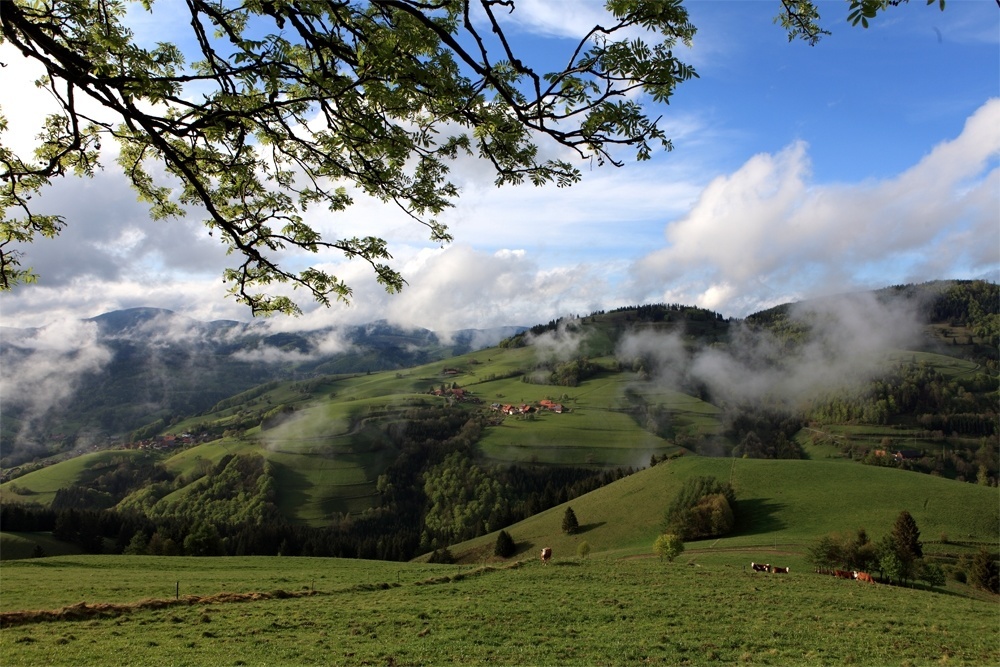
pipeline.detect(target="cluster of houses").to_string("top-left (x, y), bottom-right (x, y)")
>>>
top-left (428, 386), bottom-right (481, 403)
top-left (871, 448), bottom-right (923, 461)
top-left (490, 399), bottom-right (566, 416)
top-left (121, 433), bottom-right (207, 451)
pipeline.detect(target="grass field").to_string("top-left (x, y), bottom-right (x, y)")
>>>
top-left (444, 456), bottom-right (1000, 563)
top-left (1, 553), bottom-right (996, 666)
top-left (1, 337), bottom-right (991, 531)
top-left (0, 450), bottom-right (156, 506)
top-left (2, 456), bottom-right (997, 665)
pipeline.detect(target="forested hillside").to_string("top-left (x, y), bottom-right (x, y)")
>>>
top-left (1, 280), bottom-right (996, 563)
top-left (0, 309), bottom-right (522, 468)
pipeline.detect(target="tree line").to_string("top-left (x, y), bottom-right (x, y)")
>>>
top-left (808, 510), bottom-right (999, 594)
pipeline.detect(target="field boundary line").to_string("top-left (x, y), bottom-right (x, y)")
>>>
top-left (0, 588), bottom-right (329, 628)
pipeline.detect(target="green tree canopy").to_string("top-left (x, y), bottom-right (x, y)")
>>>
top-left (664, 475), bottom-right (736, 540)
top-left (422, 451), bottom-right (508, 543)
top-left (653, 532), bottom-right (684, 562)
top-left (969, 548), bottom-right (1000, 594)
top-left (1, 0), bottom-right (944, 314)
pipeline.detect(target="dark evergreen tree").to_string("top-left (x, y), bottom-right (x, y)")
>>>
top-left (562, 506), bottom-right (580, 535)
top-left (892, 510), bottom-right (923, 562)
top-left (494, 530), bottom-right (516, 558)
top-left (887, 510), bottom-right (923, 585)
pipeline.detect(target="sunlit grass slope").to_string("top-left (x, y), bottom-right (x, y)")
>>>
top-left (3, 330), bottom-right (991, 531)
top-left (446, 455), bottom-right (1000, 562)
top-left (0, 450), bottom-right (155, 506)
top-left (1, 554), bottom-right (995, 666)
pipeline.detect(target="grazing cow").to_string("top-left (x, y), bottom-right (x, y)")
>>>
top-left (540, 547), bottom-right (552, 564)
top-left (751, 562), bottom-right (769, 572)
top-left (854, 571), bottom-right (875, 583)
top-left (834, 569), bottom-right (853, 579)
top-left (770, 565), bottom-right (789, 574)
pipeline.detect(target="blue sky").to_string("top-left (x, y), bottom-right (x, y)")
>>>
top-left (1, 0), bottom-right (997, 334)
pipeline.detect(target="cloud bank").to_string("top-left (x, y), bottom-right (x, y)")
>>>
top-left (630, 99), bottom-right (1000, 312)
top-left (617, 290), bottom-right (924, 410)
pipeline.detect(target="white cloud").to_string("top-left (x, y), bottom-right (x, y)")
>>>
top-left (0, 319), bottom-right (113, 441)
top-left (631, 98), bottom-right (1000, 315)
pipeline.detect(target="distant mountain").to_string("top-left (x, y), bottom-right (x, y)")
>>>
top-left (0, 308), bottom-right (525, 466)
top-left (1, 281), bottom-right (995, 565)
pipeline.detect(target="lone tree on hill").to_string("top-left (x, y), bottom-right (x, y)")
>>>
top-left (653, 533), bottom-right (684, 562)
top-left (0, 0), bottom-right (948, 313)
top-left (892, 510), bottom-right (923, 563)
top-left (494, 529), bottom-right (516, 559)
top-left (562, 506), bottom-right (580, 535)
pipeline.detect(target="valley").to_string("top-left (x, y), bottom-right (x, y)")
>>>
top-left (0, 280), bottom-right (997, 664)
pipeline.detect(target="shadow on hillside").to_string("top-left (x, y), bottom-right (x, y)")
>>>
top-left (734, 498), bottom-right (787, 536)
top-left (513, 541), bottom-right (537, 558)
top-left (267, 461), bottom-right (310, 519)
top-left (577, 522), bottom-right (605, 534)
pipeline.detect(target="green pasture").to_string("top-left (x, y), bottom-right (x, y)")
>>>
top-left (162, 439), bottom-right (259, 478)
top-left (0, 555), bottom-right (442, 612)
top-left (0, 450), bottom-right (154, 506)
top-left (447, 456), bottom-right (1000, 563)
top-left (479, 409), bottom-right (673, 467)
top-left (2, 554), bottom-right (995, 666)
top-left (888, 350), bottom-right (982, 379)
top-left (267, 451), bottom-right (377, 522)
top-left (476, 373), bottom-right (721, 467)
top-left (0, 533), bottom-right (82, 561)
top-left (812, 423), bottom-right (975, 461)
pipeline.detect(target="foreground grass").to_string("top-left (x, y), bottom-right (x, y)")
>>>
top-left (2, 554), bottom-right (997, 666)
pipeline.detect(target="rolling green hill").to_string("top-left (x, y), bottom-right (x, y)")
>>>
top-left (1, 281), bottom-right (996, 565)
top-left (443, 455), bottom-right (999, 563)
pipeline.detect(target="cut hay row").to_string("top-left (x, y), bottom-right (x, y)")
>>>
top-left (0, 589), bottom-right (322, 629)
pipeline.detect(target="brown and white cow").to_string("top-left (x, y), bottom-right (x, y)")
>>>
top-left (769, 565), bottom-right (789, 574)
top-left (751, 562), bottom-right (769, 572)
top-left (854, 571), bottom-right (875, 583)
top-left (540, 547), bottom-right (552, 564)
top-left (834, 569), bottom-right (853, 579)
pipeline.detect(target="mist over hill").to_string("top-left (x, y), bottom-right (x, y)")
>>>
top-left (0, 280), bottom-right (996, 564)
top-left (1, 280), bottom-right (995, 471)
top-left (0, 308), bottom-right (523, 466)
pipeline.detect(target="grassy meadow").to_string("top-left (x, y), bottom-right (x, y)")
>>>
top-left (2, 553), bottom-right (997, 666)
top-left (444, 456), bottom-right (999, 563)
top-left (3, 456), bottom-right (998, 665)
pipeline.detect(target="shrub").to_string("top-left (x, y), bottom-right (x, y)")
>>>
top-left (970, 548), bottom-right (999, 593)
top-left (653, 533), bottom-right (684, 562)
top-left (427, 547), bottom-right (455, 564)
top-left (919, 560), bottom-right (946, 588)
top-left (494, 530), bottom-right (516, 558)
top-left (577, 541), bottom-right (591, 559)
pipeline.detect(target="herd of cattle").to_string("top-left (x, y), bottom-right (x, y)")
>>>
top-left (750, 562), bottom-right (789, 574)
top-left (814, 567), bottom-right (877, 583)
top-left (540, 549), bottom-right (875, 584)
top-left (753, 562), bottom-right (876, 582)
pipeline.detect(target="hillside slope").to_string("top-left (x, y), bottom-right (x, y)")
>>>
top-left (444, 455), bottom-right (999, 562)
